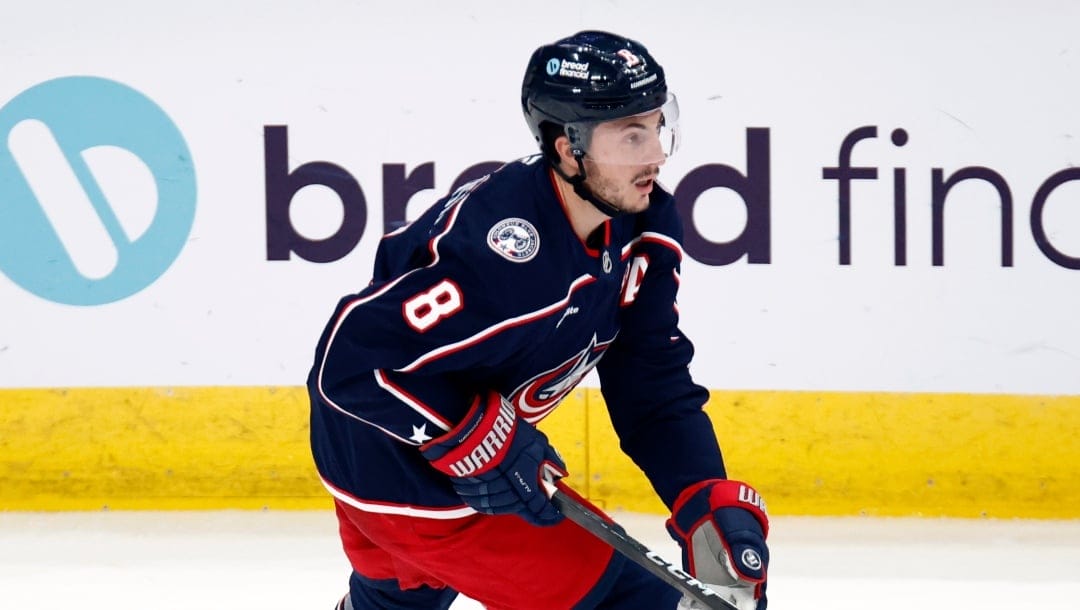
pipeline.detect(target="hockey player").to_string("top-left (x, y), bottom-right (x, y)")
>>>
top-left (308, 30), bottom-right (769, 610)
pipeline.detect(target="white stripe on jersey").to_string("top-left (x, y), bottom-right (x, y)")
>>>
top-left (321, 476), bottom-right (477, 519)
top-left (374, 369), bottom-right (453, 433)
top-left (621, 231), bottom-right (684, 260)
top-left (396, 273), bottom-right (597, 373)
top-left (315, 199), bottom-right (469, 433)
top-left (315, 399), bottom-right (416, 445)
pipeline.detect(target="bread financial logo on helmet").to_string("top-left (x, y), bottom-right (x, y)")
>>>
top-left (488, 218), bottom-right (540, 262)
top-left (546, 57), bottom-right (590, 80)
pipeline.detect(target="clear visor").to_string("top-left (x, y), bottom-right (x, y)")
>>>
top-left (566, 93), bottom-right (680, 166)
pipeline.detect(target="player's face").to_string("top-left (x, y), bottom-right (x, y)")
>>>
top-left (582, 109), bottom-right (666, 214)
top-left (582, 157), bottom-right (661, 214)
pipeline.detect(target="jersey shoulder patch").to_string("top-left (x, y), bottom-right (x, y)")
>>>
top-left (487, 217), bottom-right (540, 262)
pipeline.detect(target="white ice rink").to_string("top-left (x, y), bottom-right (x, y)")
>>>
top-left (1, 511), bottom-right (1078, 609)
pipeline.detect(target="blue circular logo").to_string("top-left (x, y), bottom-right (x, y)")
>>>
top-left (546, 58), bottom-right (561, 76)
top-left (0, 76), bottom-right (196, 305)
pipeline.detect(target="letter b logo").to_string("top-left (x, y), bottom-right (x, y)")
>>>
top-left (0, 76), bottom-right (197, 305)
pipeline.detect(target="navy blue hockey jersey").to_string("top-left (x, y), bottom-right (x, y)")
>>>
top-left (308, 155), bottom-right (726, 519)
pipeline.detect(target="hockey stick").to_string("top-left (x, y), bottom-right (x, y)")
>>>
top-left (542, 479), bottom-right (738, 610)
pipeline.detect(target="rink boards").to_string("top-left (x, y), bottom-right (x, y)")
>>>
top-left (2, 3), bottom-right (1079, 520)
top-left (1, 386), bottom-right (1076, 518)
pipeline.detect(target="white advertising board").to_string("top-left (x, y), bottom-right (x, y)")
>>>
top-left (1, 1), bottom-right (1078, 393)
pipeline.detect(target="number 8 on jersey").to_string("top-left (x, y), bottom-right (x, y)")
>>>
top-left (403, 279), bottom-right (464, 332)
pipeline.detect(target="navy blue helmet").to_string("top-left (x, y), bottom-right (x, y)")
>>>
top-left (521, 30), bottom-right (670, 156)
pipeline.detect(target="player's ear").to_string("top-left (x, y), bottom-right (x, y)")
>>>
top-left (553, 135), bottom-right (579, 176)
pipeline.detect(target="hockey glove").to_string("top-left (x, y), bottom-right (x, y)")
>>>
top-left (421, 390), bottom-right (567, 527)
top-left (667, 479), bottom-right (770, 610)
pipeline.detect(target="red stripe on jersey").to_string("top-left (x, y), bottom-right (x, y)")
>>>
top-left (621, 231), bottom-right (683, 261)
top-left (314, 392), bottom-right (415, 445)
top-left (427, 191), bottom-right (468, 260)
top-left (374, 369), bottom-right (454, 431)
top-left (322, 476), bottom-right (476, 519)
top-left (396, 273), bottom-right (597, 373)
top-left (316, 187), bottom-right (474, 433)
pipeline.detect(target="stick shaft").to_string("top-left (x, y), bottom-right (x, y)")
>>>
top-left (544, 481), bottom-right (736, 610)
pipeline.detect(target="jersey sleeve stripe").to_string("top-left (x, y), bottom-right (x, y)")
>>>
top-left (373, 369), bottom-right (454, 432)
top-left (426, 192), bottom-right (468, 260)
top-left (315, 195), bottom-right (472, 423)
top-left (621, 231), bottom-right (684, 260)
top-left (396, 273), bottom-right (598, 373)
top-left (313, 389), bottom-right (416, 445)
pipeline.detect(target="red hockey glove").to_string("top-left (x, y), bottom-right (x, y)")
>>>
top-left (667, 479), bottom-right (770, 610)
top-left (421, 391), bottom-right (567, 526)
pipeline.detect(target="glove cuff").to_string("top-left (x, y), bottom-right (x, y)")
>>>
top-left (421, 391), bottom-right (518, 478)
top-left (669, 478), bottom-right (769, 539)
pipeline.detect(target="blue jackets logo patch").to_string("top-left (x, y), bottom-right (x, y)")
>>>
top-left (487, 218), bottom-right (540, 262)
top-left (510, 334), bottom-right (612, 423)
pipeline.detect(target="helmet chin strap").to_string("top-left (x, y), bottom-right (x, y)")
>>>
top-left (549, 151), bottom-right (626, 218)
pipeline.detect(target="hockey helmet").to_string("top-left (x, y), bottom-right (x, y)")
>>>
top-left (521, 30), bottom-right (680, 166)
